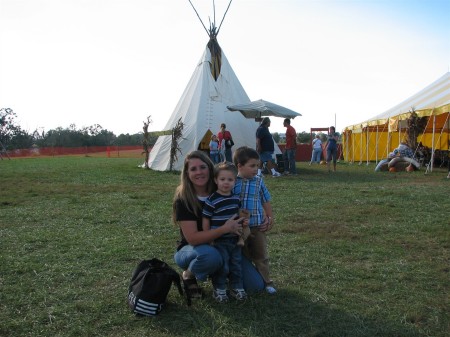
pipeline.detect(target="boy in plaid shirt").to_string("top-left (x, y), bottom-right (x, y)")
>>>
top-left (232, 146), bottom-right (276, 294)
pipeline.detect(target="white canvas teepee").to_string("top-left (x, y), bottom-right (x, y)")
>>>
top-left (148, 39), bottom-right (261, 171)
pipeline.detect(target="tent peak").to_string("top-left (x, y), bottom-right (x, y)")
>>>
top-left (188, 0), bottom-right (233, 38)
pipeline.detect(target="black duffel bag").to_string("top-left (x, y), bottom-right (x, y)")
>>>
top-left (127, 258), bottom-right (183, 316)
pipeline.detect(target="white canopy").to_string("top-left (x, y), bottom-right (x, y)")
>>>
top-left (346, 72), bottom-right (450, 130)
top-left (227, 99), bottom-right (302, 119)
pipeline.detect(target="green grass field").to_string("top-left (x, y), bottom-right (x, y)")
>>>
top-left (1, 157), bottom-right (449, 337)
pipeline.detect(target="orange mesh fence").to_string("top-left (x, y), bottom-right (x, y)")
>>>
top-left (5, 144), bottom-right (340, 161)
top-left (5, 146), bottom-right (149, 158)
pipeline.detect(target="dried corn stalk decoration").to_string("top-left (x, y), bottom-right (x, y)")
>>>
top-left (142, 116), bottom-right (152, 169)
top-left (406, 107), bottom-right (427, 150)
top-left (170, 117), bottom-right (185, 171)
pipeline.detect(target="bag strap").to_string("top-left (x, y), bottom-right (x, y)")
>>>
top-left (170, 269), bottom-right (183, 296)
top-left (138, 258), bottom-right (184, 297)
top-left (162, 263), bottom-right (183, 296)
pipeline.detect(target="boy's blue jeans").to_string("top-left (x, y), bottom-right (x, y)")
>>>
top-left (211, 236), bottom-right (243, 290)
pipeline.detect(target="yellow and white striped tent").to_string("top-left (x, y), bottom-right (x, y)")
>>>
top-left (342, 72), bottom-right (450, 164)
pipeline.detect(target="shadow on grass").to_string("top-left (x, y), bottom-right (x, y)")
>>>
top-left (139, 289), bottom-right (420, 337)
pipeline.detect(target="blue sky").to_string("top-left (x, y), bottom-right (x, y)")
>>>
top-left (1, 0), bottom-right (449, 135)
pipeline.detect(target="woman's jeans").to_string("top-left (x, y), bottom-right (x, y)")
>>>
top-left (311, 148), bottom-right (322, 163)
top-left (174, 243), bottom-right (264, 293)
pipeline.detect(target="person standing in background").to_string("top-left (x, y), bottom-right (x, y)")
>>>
top-left (218, 123), bottom-right (234, 162)
top-left (209, 134), bottom-right (220, 164)
top-left (310, 134), bottom-right (322, 165)
top-left (325, 126), bottom-right (339, 172)
top-left (282, 118), bottom-right (297, 175)
top-left (256, 117), bottom-right (281, 177)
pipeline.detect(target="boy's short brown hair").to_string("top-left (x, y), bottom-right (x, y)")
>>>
top-left (214, 161), bottom-right (237, 178)
top-left (233, 146), bottom-right (260, 167)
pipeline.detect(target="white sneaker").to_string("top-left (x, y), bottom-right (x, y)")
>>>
top-left (213, 289), bottom-right (229, 303)
top-left (265, 286), bottom-right (277, 294)
top-left (272, 171), bottom-right (281, 177)
top-left (230, 288), bottom-right (247, 301)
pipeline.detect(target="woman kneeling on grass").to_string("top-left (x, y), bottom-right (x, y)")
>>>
top-left (173, 151), bottom-right (264, 302)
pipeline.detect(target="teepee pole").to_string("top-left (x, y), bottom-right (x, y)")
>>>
top-left (188, 0), bottom-right (209, 36)
top-left (216, 0), bottom-right (232, 35)
top-left (213, 0), bottom-right (216, 27)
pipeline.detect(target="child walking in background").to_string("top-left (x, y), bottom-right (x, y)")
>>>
top-left (232, 146), bottom-right (277, 294)
top-left (209, 134), bottom-right (220, 164)
top-left (202, 162), bottom-right (248, 302)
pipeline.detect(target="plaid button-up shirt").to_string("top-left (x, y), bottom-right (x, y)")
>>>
top-left (232, 175), bottom-right (271, 228)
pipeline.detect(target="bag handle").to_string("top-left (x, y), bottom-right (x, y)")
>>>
top-left (171, 270), bottom-right (183, 296)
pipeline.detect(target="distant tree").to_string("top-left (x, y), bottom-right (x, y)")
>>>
top-left (296, 131), bottom-right (310, 144)
top-left (1, 113), bottom-right (156, 149)
top-left (317, 133), bottom-right (327, 143)
top-left (9, 129), bottom-right (34, 149)
top-left (38, 124), bottom-right (115, 147)
top-left (116, 133), bottom-right (143, 146)
top-left (91, 129), bottom-right (116, 146)
top-left (32, 128), bottom-right (45, 143)
top-left (0, 108), bottom-right (21, 149)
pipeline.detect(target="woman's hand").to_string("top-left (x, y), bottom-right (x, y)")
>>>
top-left (223, 214), bottom-right (243, 235)
top-left (259, 216), bottom-right (273, 232)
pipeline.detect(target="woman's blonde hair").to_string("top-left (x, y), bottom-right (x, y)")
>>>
top-left (172, 151), bottom-right (216, 224)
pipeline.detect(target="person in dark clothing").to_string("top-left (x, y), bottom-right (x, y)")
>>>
top-left (256, 117), bottom-right (281, 177)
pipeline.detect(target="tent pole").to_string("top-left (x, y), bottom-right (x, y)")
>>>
top-left (344, 130), bottom-right (347, 163)
top-left (351, 131), bottom-right (355, 164)
top-left (376, 125), bottom-right (379, 164)
top-left (346, 130), bottom-right (350, 164)
top-left (430, 112), bottom-right (436, 172)
top-left (366, 128), bottom-right (369, 165)
top-left (359, 127), bottom-right (363, 165)
top-left (387, 117), bottom-right (391, 157)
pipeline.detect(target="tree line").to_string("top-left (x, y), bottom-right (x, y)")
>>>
top-left (0, 108), bottom-right (157, 150)
top-left (1, 107), bottom-right (317, 151)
